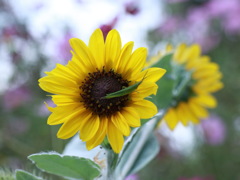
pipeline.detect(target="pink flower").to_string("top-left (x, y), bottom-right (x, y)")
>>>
top-left (125, 174), bottom-right (139, 180)
top-left (201, 115), bottom-right (226, 145)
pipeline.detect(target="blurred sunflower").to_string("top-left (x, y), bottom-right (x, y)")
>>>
top-left (149, 44), bottom-right (223, 130)
top-left (39, 29), bottom-right (166, 153)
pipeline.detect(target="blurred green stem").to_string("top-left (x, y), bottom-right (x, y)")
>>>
top-left (118, 110), bottom-right (166, 180)
top-left (106, 149), bottom-right (119, 179)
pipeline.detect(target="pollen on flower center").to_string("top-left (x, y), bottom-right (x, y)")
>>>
top-left (80, 68), bottom-right (130, 116)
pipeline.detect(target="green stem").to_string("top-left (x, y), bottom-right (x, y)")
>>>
top-left (106, 149), bottom-right (119, 179)
top-left (118, 110), bottom-right (167, 180)
top-left (173, 71), bottom-right (192, 98)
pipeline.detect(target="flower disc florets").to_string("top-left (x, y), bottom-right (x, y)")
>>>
top-left (80, 68), bottom-right (130, 116)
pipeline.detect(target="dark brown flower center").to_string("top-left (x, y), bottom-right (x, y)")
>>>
top-left (80, 68), bottom-right (130, 116)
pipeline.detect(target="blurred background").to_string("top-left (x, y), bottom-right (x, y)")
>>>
top-left (0, 0), bottom-right (240, 179)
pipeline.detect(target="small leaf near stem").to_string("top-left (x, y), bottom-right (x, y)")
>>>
top-left (103, 71), bottom-right (148, 99)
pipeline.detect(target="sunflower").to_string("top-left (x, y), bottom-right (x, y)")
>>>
top-left (150, 44), bottom-right (223, 130)
top-left (39, 29), bottom-right (166, 153)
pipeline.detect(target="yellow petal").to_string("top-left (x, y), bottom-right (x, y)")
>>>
top-left (67, 58), bottom-right (89, 80)
top-left (185, 56), bottom-right (210, 70)
top-left (121, 107), bottom-right (140, 127)
top-left (51, 95), bottom-right (81, 106)
top-left (40, 75), bottom-right (77, 88)
top-left (164, 108), bottom-right (179, 130)
top-left (107, 120), bottom-right (124, 153)
top-left (179, 44), bottom-right (201, 64)
top-left (176, 103), bottom-right (188, 126)
top-left (131, 81), bottom-right (158, 101)
top-left (39, 80), bottom-right (79, 96)
top-left (194, 71), bottom-right (222, 88)
top-left (80, 115), bottom-right (100, 141)
top-left (105, 29), bottom-right (121, 70)
top-left (135, 67), bottom-right (166, 83)
top-left (173, 44), bottom-right (186, 62)
top-left (69, 38), bottom-right (95, 72)
top-left (57, 108), bottom-right (89, 139)
top-left (193, 81), bottom-right (223, 94)
top-left (50, 63), bottom-right (80, 82)
top-left (130, 99), bottom-right (157, 119)
top-left (181, 102), bottom-right (200, 124)
top-left (88, 29), bottom-right (105, 70)
top-left (188, 99), bottom-right (208, 119)
top-left (111, 112), bottom-right (130, 136)
top-left (86, 116), bottom-right (108, 150)
top-left (47, 104), bottom-right (82, 125)
top-left (44, 101), bottom-right (54, 112)
top-left (123, 47), bottom-right (147, 79)
top-left (191, 94), bottom-right (217, 108)
top-left (205, 81), bottom-right (224, 93)
top-left (166, 44), bottom-right (173, 52)
top-left (192, 64), bottom-right (219, 80)
top-left (115, 41), bottom-right (134, 74)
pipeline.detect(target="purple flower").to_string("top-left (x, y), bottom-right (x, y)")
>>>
top-left (194, 34), bottom-right (220, 53)
top-left (166, 0), bottom-right (188, 3)
top-left (223, 8), bottom-right (240, 34)
top-left (201, 115), bottom-right (226, 145)
top-left (3, 85), bottom-right (31, 110)
top-left (125, 174), bottom-right (139, 180)
top-left (158, 16), bottom-right (184, 34)
top-left (99, 17), bottom-right (118, 40)
top-left (125, 2), bottom-right (140, 15)
top-left (207, 0), bottom-right (240, 17)
top-left (57, 31), bottom-right (73, 63)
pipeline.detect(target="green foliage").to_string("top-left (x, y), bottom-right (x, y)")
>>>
top-left (15, 170), bottom-right (43, 180)
top-left (28, 152), bottom-right (101, 180)
top-left (116, 120), bottom-right (160, 178)
top-left (0, 168), bottom-right (15, 180)
top-left (149, 53), bottom-right (175, 109)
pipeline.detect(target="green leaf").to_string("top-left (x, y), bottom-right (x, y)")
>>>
top-left (150, 53), bottom-right (173, 72)
top-left (116, 126), bottom-right (160, 177)
top-left (28, 152), bottom-right (101, 180)
top-left (15, 170), bottom-right (43, 180)
top-left (128, 133), bottom-right (159, 175)
top-left (149, 53), bottom-right (175, 109)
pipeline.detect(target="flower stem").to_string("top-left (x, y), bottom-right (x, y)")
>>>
top-left (118, 110), bottom-right (166, 180)
top-left (106, 149), bottom-right (119, 179)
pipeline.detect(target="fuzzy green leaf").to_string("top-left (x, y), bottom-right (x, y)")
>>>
top-left (28, 152), bottom-right (101, 180)
top-left (116, 127), bottom-right (160, 178)
top-left (15, 170), bottom-right (43, 180)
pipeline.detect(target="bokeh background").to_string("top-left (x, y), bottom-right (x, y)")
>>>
top-left (0, 0), bottom-right (240, 179)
